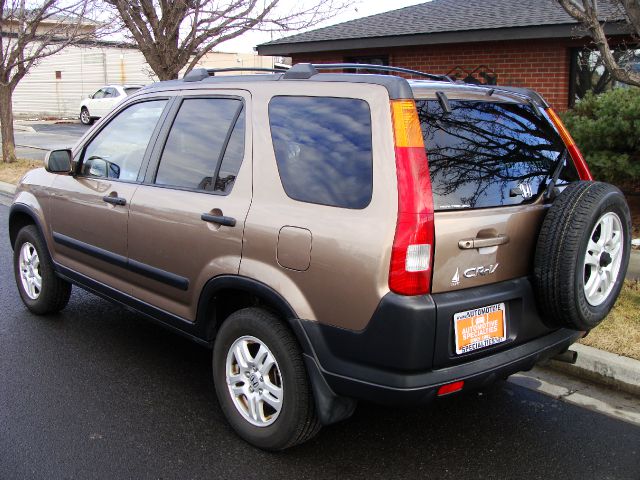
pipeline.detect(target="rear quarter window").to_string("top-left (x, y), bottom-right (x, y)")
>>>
top-left (417, 99), bottom-right (579, 210)
top-left (268, 96), bottom-right (373, 209)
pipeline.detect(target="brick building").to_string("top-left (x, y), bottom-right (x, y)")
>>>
top-left (257, 0), bottom-right (634, 111)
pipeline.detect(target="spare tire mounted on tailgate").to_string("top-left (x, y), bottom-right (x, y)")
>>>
top-left (534, 181), bottom-right (631, 331)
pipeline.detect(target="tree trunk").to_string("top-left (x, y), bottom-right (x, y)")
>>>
top-left (0, 85), bottom-right (17, 163)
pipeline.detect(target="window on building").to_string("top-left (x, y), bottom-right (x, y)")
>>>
top-left (344, 55), bottom-right (389, 74)
top-left (570, 46), bottom-right (640, 106)
top-left (269, 96), bottom-right (373, 209)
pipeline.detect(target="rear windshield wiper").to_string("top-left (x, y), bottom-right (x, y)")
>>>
top-left (545, 149), bottom-right (568, 200)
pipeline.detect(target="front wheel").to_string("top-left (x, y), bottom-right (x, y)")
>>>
top-left (80, 107), bottom-right (93, 125)
top-left (212, 308), bottom-right (320, 450)
top-left (13, 225), bottom-right (71, 314)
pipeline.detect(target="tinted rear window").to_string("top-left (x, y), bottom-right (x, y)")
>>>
top-left (269, 96), bottom-right (373, 209)
top-left (417, 100), bottom-right (578, 210)
top-left (155, 98), bottom-right (243, 192)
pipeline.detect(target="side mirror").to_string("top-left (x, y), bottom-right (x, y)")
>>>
top-left (88, 93), bottom-right (94, 99)
top-left (44, 149), bottom-right (72, 174)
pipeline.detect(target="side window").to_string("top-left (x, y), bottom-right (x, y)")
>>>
top-left (269, 96), bottom-right (373, 209)
top-left (80, 100), bottom-right (167, 181)
top-left (106, 88), bottom-right (119, 97)
top-left (154, 97), bottom-right (245, 193)
top-left (92, 89), bottom-right (105, 99)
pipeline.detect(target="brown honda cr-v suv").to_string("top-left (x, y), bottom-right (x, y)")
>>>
top-left (9, 63), bottom-right (631, 450)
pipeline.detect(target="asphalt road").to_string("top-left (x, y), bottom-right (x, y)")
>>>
top-left (1, 202), bottom-right (639, 480)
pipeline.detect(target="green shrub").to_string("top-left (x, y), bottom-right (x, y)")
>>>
top-left (561, 88), bottom-right (640, 187)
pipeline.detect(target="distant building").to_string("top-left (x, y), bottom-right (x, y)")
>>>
top-left (192, 51), bottom-right (290, 74)
top-left (4, 15), bottom-right (285, 118)
top-left (13, 43), bottom-right (154, 118)
top-left (257, 0), bottom-right (636, 111)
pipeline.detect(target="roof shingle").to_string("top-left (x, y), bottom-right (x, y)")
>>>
top-left (260, 0), bottom-right (623, 46)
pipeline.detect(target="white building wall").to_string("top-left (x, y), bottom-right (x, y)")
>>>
top-left (12, 45), bottom-right (156, 118)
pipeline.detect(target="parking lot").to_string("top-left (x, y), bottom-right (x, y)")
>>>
top-left (10, 122), bottom-right (90, 160)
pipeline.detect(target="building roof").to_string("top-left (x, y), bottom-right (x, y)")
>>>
top-left (257, 0), bottom-right (627, 55)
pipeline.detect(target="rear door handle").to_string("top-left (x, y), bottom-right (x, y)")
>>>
top-left (458, 234), bottom-right (510, 249)
top-left (102, 195), bottom-right (126, 206)
top-left (201, 213), bottom-right (236, 227)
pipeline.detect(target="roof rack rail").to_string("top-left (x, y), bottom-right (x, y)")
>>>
top-left (183, 67), bottom-right (286, 82)
top-left (282, 63), bottom-right (454, 83)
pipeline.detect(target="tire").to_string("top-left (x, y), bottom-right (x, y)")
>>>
top-left (212, 308), bottom-right (320, 450)
top-left (13, 225), bottom-right (72, 315)
top-left (80, 107), bottom-right (93, 125)
top-left (533, 181), bottom-right (631, 331)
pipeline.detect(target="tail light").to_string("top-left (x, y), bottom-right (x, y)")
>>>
top-left (546, 107), bottom-right (592, 180)
top-left (389, 100), bottom-right (435, 296)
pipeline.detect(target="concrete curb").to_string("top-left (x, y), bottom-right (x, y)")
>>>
top-left (13, 124), bottom-right (36, 133)
top-left (0, 180), bottom-right (16, 196)
top-left (628, 250), bottom-right (640, 281)
top-left (543, 343), bottom-right (640, 397)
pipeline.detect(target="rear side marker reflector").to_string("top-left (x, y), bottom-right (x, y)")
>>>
top-left (437, 381), bottom-right (464, 396)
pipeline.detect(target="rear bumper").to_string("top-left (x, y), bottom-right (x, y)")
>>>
top-left (303, 328), bottom-right (581, 406)
top-left (298, 277), bottom-right (583, 406)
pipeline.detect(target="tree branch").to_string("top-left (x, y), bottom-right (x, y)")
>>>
top-left (557, 0), bottom-right (640, 87)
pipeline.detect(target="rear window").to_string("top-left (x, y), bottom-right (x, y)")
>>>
top-left (124, 87), bottom-right (141, 95)
top-left (269, 96), bottom-right (373, 209)
top-left (417, 100), bottom-right (579, 210)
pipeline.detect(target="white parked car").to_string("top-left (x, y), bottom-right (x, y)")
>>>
top-left (79, 84), bottom-right (143, 125)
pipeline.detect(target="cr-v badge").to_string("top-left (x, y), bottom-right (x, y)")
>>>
top-left (464, 263), bottom-right (499, 279)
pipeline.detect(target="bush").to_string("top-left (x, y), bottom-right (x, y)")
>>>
top-left (561, 88), bottom-right (640, 188)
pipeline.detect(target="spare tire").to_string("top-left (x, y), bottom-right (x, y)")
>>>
top-left (533, 181), bottom-right (631, 331)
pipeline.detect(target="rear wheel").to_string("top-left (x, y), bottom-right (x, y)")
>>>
top-left (13, 225), bottom-right (71, 314)
top-left (533, 181), bottom-right (631, 331)
top-left (212, 308), bottom-right (320, 450)
top-left (80, 107), bottom-right (93, 125)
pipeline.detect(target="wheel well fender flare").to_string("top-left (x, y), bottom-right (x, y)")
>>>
top-left (196, 274), bottom-right (298, 333)
top-left (8, 203), bottom-right (48, 252)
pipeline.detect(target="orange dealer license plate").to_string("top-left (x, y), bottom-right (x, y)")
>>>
top-left (454, 303), bottom-right (507, 355)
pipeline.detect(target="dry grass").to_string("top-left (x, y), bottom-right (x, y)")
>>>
top-left (580, 281), bottom-right (640, 360)
top-left (0, 158), bottom-right (41, 184)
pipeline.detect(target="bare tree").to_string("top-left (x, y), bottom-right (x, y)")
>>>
top-left (0, 0), bottom-right (97, 162)
top-left (557, 0), bottom-right (640, 87)
top-left (104, 0), bottom-right (348, 81)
